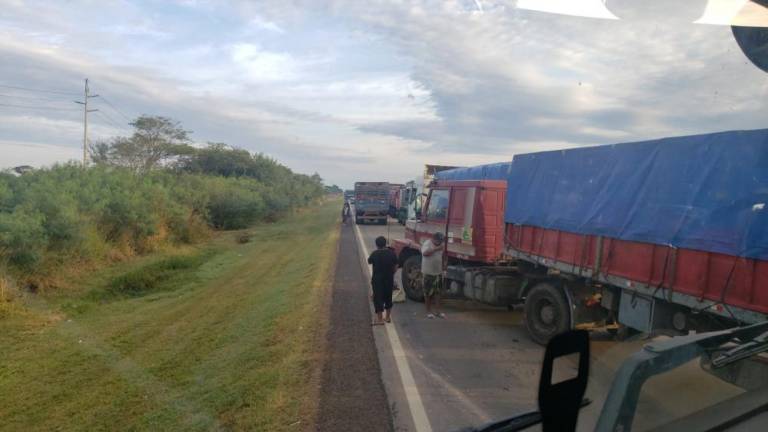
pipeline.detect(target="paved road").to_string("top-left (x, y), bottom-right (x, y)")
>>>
top-left (353, 218), bottom-right (743, 432)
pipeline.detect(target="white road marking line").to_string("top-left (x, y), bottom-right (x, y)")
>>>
top-left (354, 222), bottom-right (433, 432)
top-left (407, 354), bottom-right (493, 424)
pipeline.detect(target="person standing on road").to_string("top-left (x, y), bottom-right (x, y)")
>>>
top-left (421, 232), bottom-right (445, 319)
top-left (367, 236), bottom-right (398, 325)
top-left (342, 201), bottom-right (351, 225)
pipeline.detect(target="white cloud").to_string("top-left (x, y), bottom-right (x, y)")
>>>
top-left (249, 15), bottom-right (285, 33)
top-left (317, 0), bottom-right (767, 154)
top-left (516, 0), bottom-right (618, 20)
top-left (230, 43), bottom-right (303, 82)
top-left (1, 0), bottom-right (767, 188)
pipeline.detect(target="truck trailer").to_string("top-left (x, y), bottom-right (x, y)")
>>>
top-left (354, 181), bottom-right (390, 225)
top-left (392, 129), bottom-right (768, 344)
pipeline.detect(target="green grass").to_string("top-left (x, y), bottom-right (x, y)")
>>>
top-left (106, 254), bottom-right (209, 297)
top-left (0, 200), bottom-right (340, 431)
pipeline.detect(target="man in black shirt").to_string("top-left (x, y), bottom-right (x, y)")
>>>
top-left (367, 236), bottom-right (398, 325)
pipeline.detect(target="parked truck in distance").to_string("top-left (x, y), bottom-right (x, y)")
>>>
top-left (354, 182), bottom-right (390, 225)
top-left (396, 164), bottom-right (461, 225)
top-left (392, 129), bottom-right (768, 345)
top-left (343, 189), bottom-right (354, 203)
top-left (387, 183), bottom-right (404, 219)
top-left (396, 181), bottom-right (417, 225)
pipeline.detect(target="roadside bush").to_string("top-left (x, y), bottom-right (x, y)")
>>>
top-left (16, 182), bottom-right (84, 252)
top-left (206, 177), bottom-right (266, 229)
top-left (0, 145), bottom-right (324, 289)
top-left (0, 177), bottom-right (12, 211)
top-left (0, 210), bottom-right (47, 270)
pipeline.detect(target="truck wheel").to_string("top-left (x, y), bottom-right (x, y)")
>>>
top-left (402, 255), bottom-right (425, 302)
top-left (524, 282), bottom-right (571, 345)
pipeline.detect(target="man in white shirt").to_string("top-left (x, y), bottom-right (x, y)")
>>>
top-left (421, 232), bottom-right (445, 319)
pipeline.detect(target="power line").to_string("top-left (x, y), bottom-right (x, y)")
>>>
top-left (94, 111), bottom-right (121, 129)
top-left (97, 95), bottom-right (133, 122)
top-left (0, 83), bottom-right (80, 96)
top-left (0, 102), bottom-right (79, 111)
top-left (94, 110), bottom-right (131, 133)
top-left (95, 110), bottom-right (122, 127)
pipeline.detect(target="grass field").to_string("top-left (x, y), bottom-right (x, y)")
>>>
top-left (0, 200), bottom-right (340, 431)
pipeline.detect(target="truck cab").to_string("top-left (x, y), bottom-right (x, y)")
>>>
top-left (393, 180), bottom-right (517, 303)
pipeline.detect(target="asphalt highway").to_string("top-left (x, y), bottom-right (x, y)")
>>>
top-left (350, 218), bottom-right (743, 432)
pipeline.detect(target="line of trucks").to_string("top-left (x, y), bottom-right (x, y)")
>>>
top-left (352, 129), bottom-right (768, 346)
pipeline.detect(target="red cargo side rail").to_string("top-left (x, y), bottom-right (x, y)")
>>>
top-left (505, 224), bottom-right (768, 322)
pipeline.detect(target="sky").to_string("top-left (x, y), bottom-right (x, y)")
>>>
top-left (0, 0), bottom-right (766, 188)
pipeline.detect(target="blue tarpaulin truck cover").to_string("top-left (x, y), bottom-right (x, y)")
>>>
top-left (436, 162), bottom-right (513, 182)
top-left (504, 129), bottom-right (768, 260)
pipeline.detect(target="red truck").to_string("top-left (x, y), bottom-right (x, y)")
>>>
top-left (393, 130), bottom-right (768, 344)
top-left (387, 183), bottom-right (404, 219)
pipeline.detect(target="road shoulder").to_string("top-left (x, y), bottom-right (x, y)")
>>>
top-left (314, 223), bottom-right (393, 431)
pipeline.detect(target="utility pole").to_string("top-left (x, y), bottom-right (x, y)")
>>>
top-left (74, 78), bottom-right (98, 168)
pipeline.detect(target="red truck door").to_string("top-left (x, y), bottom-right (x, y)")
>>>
top-left (421, 186), bottom-right (477, 260)
top-left (419, 188), bottom-right (450, 244)
top-left (446, 187), bottom-right (477, 259)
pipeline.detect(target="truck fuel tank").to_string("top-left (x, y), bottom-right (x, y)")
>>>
top-left (448, 266), bottom-right (524, 307)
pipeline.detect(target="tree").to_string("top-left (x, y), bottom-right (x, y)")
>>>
top-left (131, 115), bottom-right (192, 172)
top-left (90, 115), bottom-right (193, 174)
top-left (181, 143), bottom-right (255, 177)
top-left (88, 140), bottom-right (112, 165)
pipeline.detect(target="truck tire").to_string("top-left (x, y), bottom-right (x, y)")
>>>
top-left (402, 255), bottom-right (425, 302)
top-left (524, 282), bottom-right (571, 345)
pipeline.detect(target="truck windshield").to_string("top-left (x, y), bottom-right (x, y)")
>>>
top-left (426, 189), bottom-right (450, 220)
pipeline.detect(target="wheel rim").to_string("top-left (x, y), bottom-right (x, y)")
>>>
top-left (535, 298), bottom-right (558, 331)
top-left (540, 303), bottom-right (555, 325)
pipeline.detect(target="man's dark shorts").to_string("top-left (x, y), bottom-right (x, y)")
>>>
top-left (423, 274), bottom-right (442, 298)
top-left (372, 280), bottom-right (393, 313)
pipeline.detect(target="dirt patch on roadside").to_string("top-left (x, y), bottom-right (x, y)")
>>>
top-left (312, 223), bottom-right (393, 432)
